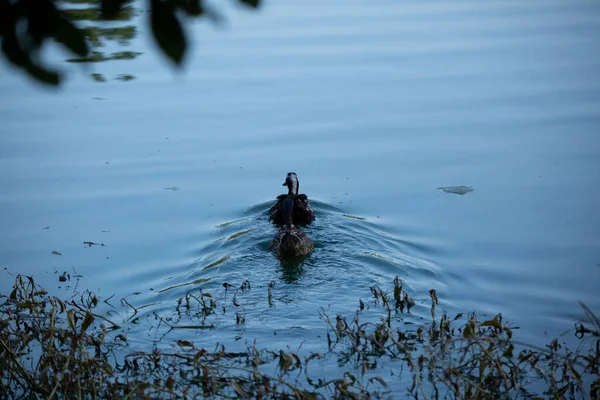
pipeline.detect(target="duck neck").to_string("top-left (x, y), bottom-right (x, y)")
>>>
top-left (282, 197), bottom-right (294, 230)
top-left (287, 176), bottom-right (299, 195)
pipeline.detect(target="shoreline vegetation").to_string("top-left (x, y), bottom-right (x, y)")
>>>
top-left (1, 274), bottom-right (598, 399)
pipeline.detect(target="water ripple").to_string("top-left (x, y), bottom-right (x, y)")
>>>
top-left (125, 197), bottom-right (443, 352)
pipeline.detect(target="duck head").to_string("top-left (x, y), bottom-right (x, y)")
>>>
top-left (282, 172), bottom-right (299, 195)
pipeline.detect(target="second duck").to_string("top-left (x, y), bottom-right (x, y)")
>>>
top-left (270, 196), bottom-right (314, 259)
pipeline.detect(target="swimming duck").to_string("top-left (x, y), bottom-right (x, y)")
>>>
top-left (269, 172), bottom-right (315, 225)
top-left (270, 197), bottom-right (314, 258)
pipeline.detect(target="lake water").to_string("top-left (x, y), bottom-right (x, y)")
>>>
top-left (1, 0), bottom-right (599, 391)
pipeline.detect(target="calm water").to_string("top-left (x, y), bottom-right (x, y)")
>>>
top-left (1, 0), bottom-right (600, 388)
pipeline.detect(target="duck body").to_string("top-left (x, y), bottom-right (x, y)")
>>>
top-left (270, 197), bottom-right (313, 259)
top-left (270, 226), bottom-right (314, 258)
top-left (269, 172), bottom-right (315, 225)
top-left (269, 194), bottom-right (315, 225)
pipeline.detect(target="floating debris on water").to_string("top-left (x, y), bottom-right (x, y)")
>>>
top-left (51, 250), bottom-right (62, 256)
top-left (215, 218), bottom-right (245, 229)
top-left (158, 278), bottom-right (211, 293)
top-left (342, 214), bottom-right (367, 221)
top-left (91, 73), bottom-right (106, 82)
top-left (164, 186), bottom-right (180, 191)
top-left (202, 255), bottom-right (231, 271)
top-left (83, 241), bottom-right (105, 247)
top-left (361, 250), bottom-right (395, 263)
top-left (67, 51), bottom-right (143, 63)
top-left (116, 74), bottom-right (135, 81)
top-left (438, 186), bottom-right (474, 195)
top-left (227, 230), bottom-right (252, 241)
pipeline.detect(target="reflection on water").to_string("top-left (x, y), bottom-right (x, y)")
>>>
top-left (116, 74), bottom-right (135, 81)
top-left (60, 4), bottom-right (138, 22)
top-left (83, 63), bottom-right (139, 82)
top-left (91, 73), bottom-right (105, 82)
top-left (278, 259), bottom-right (306, 284)
top-left (84, 26), bottom-right (137, 46)
top-left (66, 51), bottom-right (143, 63)
top-left (58, 0), bottom-right (140, 80)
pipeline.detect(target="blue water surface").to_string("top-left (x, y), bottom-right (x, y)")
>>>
top-left (1, 0), bottom-right (599, 390)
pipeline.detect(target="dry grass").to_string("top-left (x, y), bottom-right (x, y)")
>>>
top-left (1, 274), bottom-right (598, 399)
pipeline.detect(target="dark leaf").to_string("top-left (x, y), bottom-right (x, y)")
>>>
top-left (503, 343), bottom-right (514, 358)
top-left (165, 376), bottom-right (175, 389)
top-left (239, 0), bottom-right (260, 8)
top-left (57, 298), bottom-right (66, 312)
top-left (369, 376), bottom-right (389, 389)
top-left (193, 349), bottom-right (207, 362)
top-left (54, 17), bottom-right (89, 57)
top-left (1, 0), bottom-right (16, 38)
top-left (178, 0), bottom-right (204, 16)
top-left (150, 0), bottom-right (186, 65)
top-left (463, 321), bottom-right (475, 339)
top-left (26, 0), bottom-right (58, 46)
top-left (480, 317), bottom-right (501, 330)
top-left (102, 363), bottom-right (114, 375)
top-left (26, 61), bottom-right (61, 86)
top-left (2, 33), bottom-right (28, 67)
top-left (101, 0), bottom-right (130, 19)
top-left (67, 309), bottom-right (76, 330)
top-left (81, 311), bottom-right (95, 333)
top-left (230, 380), bottom-right (249, 398)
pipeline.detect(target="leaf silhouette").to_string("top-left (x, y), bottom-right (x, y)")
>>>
top-left (2, 33), bottom-right (61, 85)
top-left (150, 0), bottom-right (186, 65)
top-left (26, 62), bottom-right (61, 86)
top-left (239, 0), bottom-right (261, 8)
top-left (55, 17), bottom-right (89, 57)
top-left (101, 0), bottom-right (130, 19)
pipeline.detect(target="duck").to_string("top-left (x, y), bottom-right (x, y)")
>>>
top-left (270, 196), bottom-right (314, 258)
top-left (269, 172), bottom-right (315, 225)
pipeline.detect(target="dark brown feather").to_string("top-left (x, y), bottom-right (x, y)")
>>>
top-left (270, 197), bottom-right (313, 258)
top-left (269, 194), bottom-right (315, 225)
